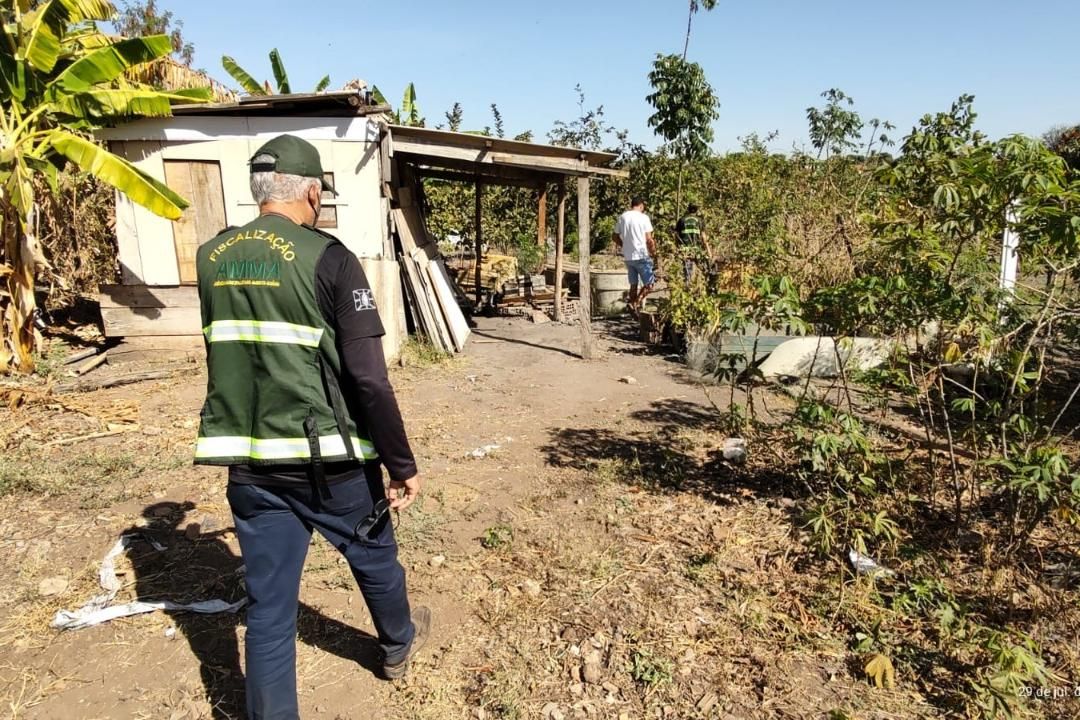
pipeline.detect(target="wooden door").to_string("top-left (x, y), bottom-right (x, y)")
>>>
top-left (164, 160), bottom-right (227, 284)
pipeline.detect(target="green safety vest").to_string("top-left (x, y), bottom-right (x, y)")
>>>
top-left (194, 214), bottom-right (377, 466)
top-left (679, 215), bottom-right (702, 246)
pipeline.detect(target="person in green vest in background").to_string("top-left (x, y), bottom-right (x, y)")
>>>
top-left (195, 135), bottom-right (431, 719)
top-left (675, 203), bottom-right (710, 283)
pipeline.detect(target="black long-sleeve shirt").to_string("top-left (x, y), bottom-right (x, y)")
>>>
top-left (229, 242), bottom-right (418, 486)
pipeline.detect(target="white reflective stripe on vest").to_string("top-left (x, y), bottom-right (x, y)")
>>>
top-left (195, 434), bottom-right (378, 460)
top-left (203, 320), bottom-right (324, 347)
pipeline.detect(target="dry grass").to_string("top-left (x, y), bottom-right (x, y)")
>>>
top-left (374, 460), bottom-right (935, 720)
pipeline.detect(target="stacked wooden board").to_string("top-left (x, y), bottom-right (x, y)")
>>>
top-left (447, 253), bottom-right (519, 292)
top-left (392, 204), bottom-right (471, 353)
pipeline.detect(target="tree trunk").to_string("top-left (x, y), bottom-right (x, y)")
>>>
top-left (683, 3), bottom-right (693, 60)
top-left (2, 199), bottom-right (43, 373)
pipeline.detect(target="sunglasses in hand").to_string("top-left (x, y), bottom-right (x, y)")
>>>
top-left (353, 497), bottom-right (397, 539)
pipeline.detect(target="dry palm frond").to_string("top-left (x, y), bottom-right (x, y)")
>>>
top-left (125, 57), bottom-right (236, 103)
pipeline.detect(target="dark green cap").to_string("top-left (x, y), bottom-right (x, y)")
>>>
top-left (250, 134), bottom-right (337, 196)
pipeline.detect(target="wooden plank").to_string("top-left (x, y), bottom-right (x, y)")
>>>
top-left (538, 184), bottom-right (547, 250)
top-left (163, 160), bottom-right (226, 284)
top-left (412, 254), bottom-right (455, 352)
top-left (396, 204), bottom-right (434, 254)
top-left (474, 181), bottom-right (483, 307)
top-left (400, 251), bottom-right (453, 353)
top-left (397, 260), bottom-right (422, 336)
top-left (380, 127), bottom-right (393, 184)
top-left (577, 176), bottom-right (594, 359)
top-left (490, 153), bottom-right (629, 178)
top-left (99, 284), bottom-right (198, 309)
top-left (554, 179), bottom-right (566, 321)
top-left (399, 251), bottom-right (439, 347)
top-left (394, 137), bottom-right (490, 165)
top-left (418, 167), bottom-right (545, 189)
top-left (359, 258), bottom-right (407, 363)
top-left (100, 305), bottom-right (201, 337)
top-left (426, 257), bottom-right (471, 352)
top-left (394, 138), bottom-right (628, 178)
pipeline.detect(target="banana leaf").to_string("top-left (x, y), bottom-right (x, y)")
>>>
top-left (49, 131), bottom-right (188, 219)
top-left (20, 1), bottom-right (64, 72)
top-left (51, 35), bottom-right (173, 92)
top-left (401, 83), bottom-right (418, 125)
top-left (222, 55), bottom-right (266, 96)
top-left (314, 75), bottom-right (330, 93)
top-left (0, 51), bottom-right (27, 102)
top-left (169, 86), bottom-right (214, 101)
top-left (371, 85), bottom-right (388, 106)
top-left (49, 88), bottom-right (209, 119)
top-left (21, 0), bottom-right (115, 71)
top-left (269, 48), bottom-right (290, 94)
top-left (55, 0), bottom-right (115, 21)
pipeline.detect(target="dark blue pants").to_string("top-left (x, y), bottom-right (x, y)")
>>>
top-left (227, 469), bottom-right (414, 720)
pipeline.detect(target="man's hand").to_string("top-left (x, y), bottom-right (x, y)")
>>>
top-left (388, 474), bottom-right (421, 511)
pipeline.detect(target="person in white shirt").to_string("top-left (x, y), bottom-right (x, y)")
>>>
top-left (612, 197), bottom-right (656, 314)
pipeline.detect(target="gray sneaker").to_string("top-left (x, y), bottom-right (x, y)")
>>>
top-left (383, 606), bottom-right (432, 680)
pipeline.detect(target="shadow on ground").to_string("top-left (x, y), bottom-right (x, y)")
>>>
top-left (127, 502), bottom-right (383, 719)
top-left (541, 396), bottom-right (804, 505)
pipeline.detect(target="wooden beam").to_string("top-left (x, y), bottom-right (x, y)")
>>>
top-left (492, 152), bottom-right (629, 178)
top-left (415, 166), bottom-right (544, 189)
top-left (577, 176), bottom-right (595, 359)
top-left (554, 179), bottom-right (566, 322)
top-left (393, 138), bottom-right (627, 178)
top-left (474, 180), bottom-right (483, 307)
top-left (537, 184), bottom-right (547, 250)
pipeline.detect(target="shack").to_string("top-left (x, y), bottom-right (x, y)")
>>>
top-left (97, 90), bottom-right (626, 360)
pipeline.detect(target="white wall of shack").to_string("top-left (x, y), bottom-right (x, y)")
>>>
top-left (106, 116), bottom-right (388, 286)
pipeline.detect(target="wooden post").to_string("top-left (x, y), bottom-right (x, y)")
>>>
top-left (474, 180), bottom-right (483, 307)
top-left (537, 184), bottom-right (548, 251)
top-left (577, 176), bottom-right (595, 359)
top-left (554, 179), bottom-right (566, 322)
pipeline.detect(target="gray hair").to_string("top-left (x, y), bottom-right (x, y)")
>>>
top-left (249, 154), bottom-right (321, 204)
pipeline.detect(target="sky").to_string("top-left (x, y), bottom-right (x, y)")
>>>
top-left (170, 0), bottom-right (1080, 153)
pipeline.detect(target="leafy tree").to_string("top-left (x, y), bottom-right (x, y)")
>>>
top-left (442, 101), bottom-right (463, 131)
top-left (549, 85), bottom-right (620, 151)
top-left (1, 0), bottom-right (211, 373)
top-left (806, 88), bottom-right (863, 158)
top-left (490, 103), bottom-right (504, 139)
top-left (1044, 123), bottom-right (1080, 171)
top-left (646, 53), bottom-right (719, 210)
top-left (646, 54), bottom-right (719, 162)
top-left (114, 0), bottom-right (193, 65)
top-left (222, 49), bottom-right (329, 96)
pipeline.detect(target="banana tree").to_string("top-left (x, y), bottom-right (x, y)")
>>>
top-left (372, 83), bottom-right (423, 126)
top-left (1, 0), bottom-right (211, 373)
top-left (221, 49), bottom-right (330, 96)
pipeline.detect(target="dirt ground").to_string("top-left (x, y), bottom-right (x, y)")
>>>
top-left (0, 316), bottom-right (978, 719)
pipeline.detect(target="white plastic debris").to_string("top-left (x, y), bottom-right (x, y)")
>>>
top-left (848, 549), bottom-right (895, 577)
top-left (53, 598), bottom-right (246, 631)
top-left (51, 533), bottom-right (246, 631)
top-left (468, 444), bottom-right (501, 458)
top-left (721, 437), bottom-right (747, 463)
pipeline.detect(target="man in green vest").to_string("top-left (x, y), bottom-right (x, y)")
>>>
top-left (195, 134), bottom-right (430, 719)
top-left (675, 204), bottom-right (709, 283)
